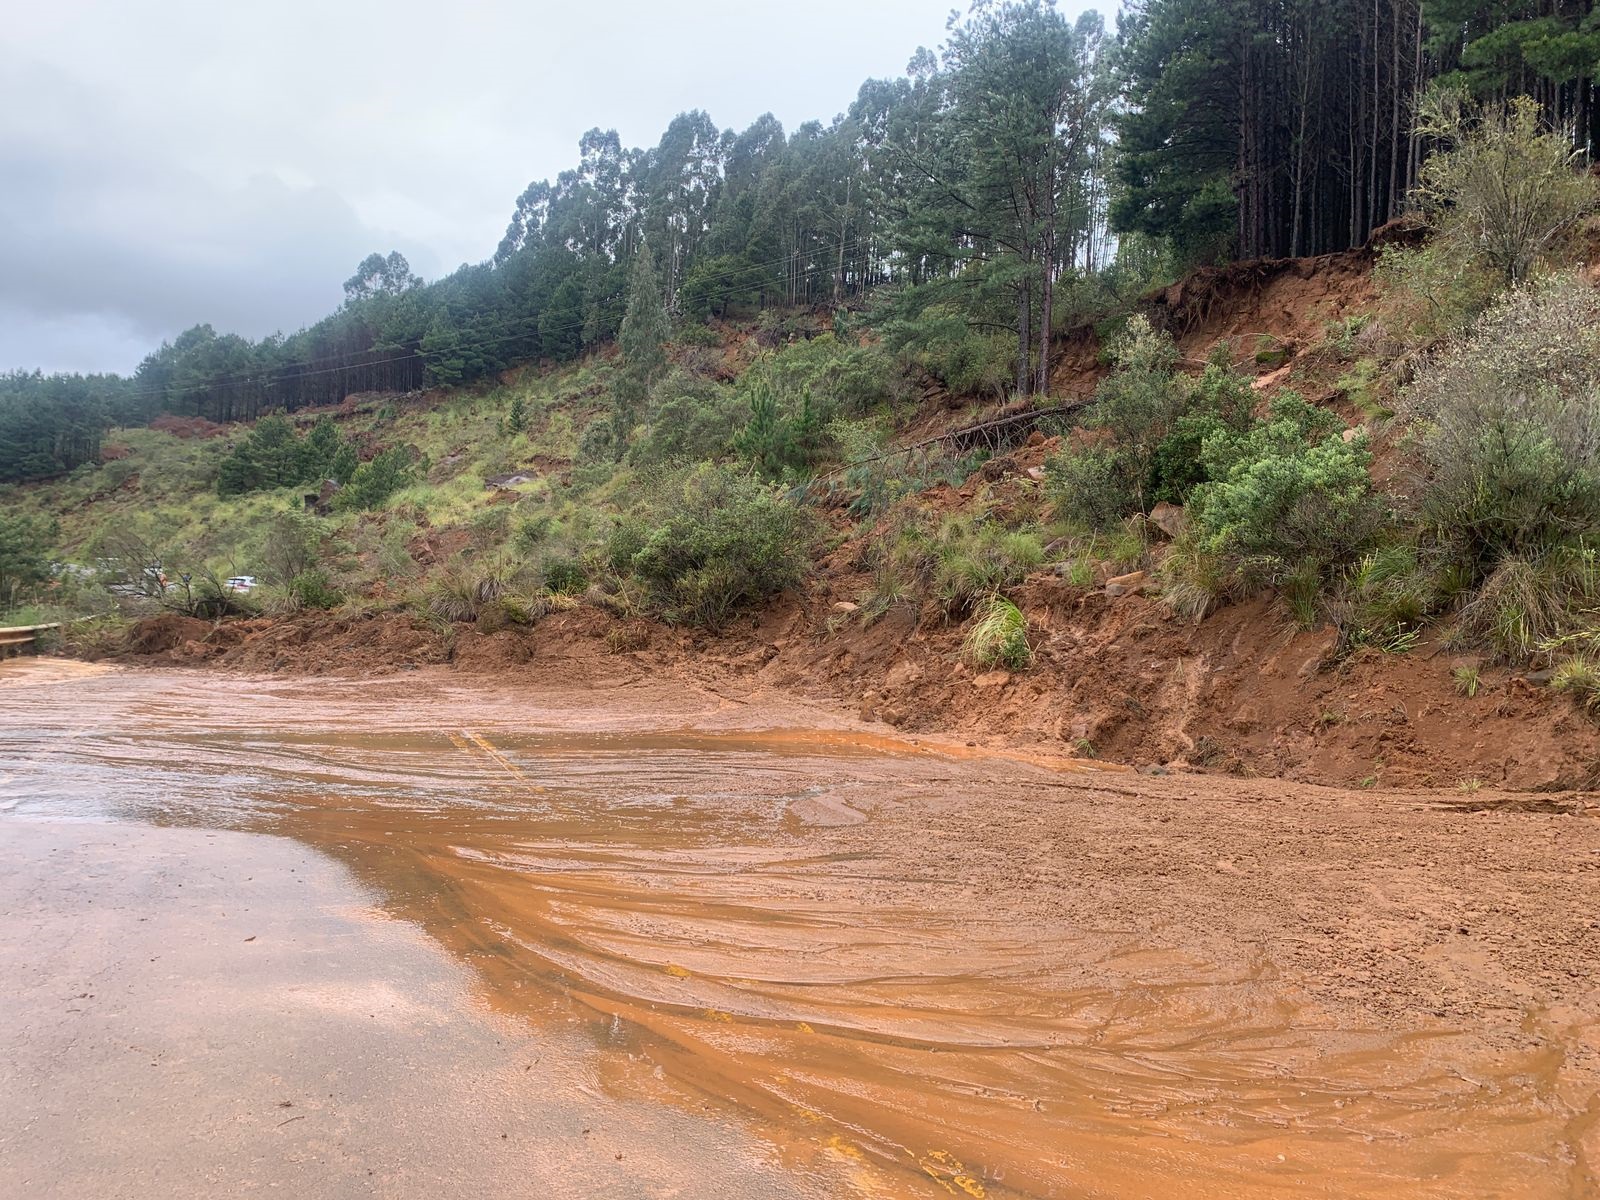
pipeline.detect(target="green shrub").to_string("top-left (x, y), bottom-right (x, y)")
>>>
top-left (883, 514), bottom-right (1045, 614)
top-left (1044, 320), bottom-right (1254, 528)
top-left (335, 447), bottom-right (416, 512)
top-left (1157, 533), bottom-right (1229, 622)
top-left (1189, 394), bottom-right (1384, 584)
top-left (424, 562), bottom-right (509, 623)
top-left (1045, 446), bottom-right (1135, 530)
top-left (1455, 547), bottom-right (1600, 662)
top-left (287, 570), bottom-right (341, 611)
top-left (540, 555), bottom-right (588, 596)
top-left (1413, 91), bottom-right (1597, 289)
top-left (468, 505), bottom-right (511, 551)
top-left (964, 595), bottom-right (1033, 670)
top-left (628, 371), bottom-right (740, 466)
top-left (1403, 275), bottom-right (1600, 572)
top-left (877, 306), bottom-right (1013, 401)
top-left (1341, 543), bottom-right (1447, 648)
top-left (0, 511), bottom-right (56, 604)
top-left (620, 464), bottom-right (816, 627)
top-left (577, 416), bottom-right (615, 464)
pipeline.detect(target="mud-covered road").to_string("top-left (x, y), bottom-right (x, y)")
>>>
top-left (2, 659), bottom-right (1597, 1197)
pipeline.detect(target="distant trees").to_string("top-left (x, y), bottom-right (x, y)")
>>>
top-left (0, 372), bottom-right (111, 482)
top-left (6, 0), bottom-right (1596, 486)
top-left (1113, 0), bottom-right (1600, 266)
top-left (0, 512), bottom-right (56, 603)
top-left (343, 251), bottom-right (421, 303)
top-left (613, 246), bottom-right (670, 447)
top-left (216, 415), bottom-right (357, 497)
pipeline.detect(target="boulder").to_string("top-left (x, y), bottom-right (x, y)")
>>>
top-left (1105, 570), bottom-right (1150, 598)
top-left (1146, 501), bottom-right (1186, 540)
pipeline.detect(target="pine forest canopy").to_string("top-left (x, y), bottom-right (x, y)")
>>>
top-left (3, 0), bottom-right (1596, 485)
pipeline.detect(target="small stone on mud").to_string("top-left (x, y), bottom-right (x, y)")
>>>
top-left (973, 670), bottom-right (1011, 688)
top-left (1104, 571), bottom-right (1149, 598)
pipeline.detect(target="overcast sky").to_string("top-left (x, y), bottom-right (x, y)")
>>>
top-left (5, 0), bottom-right (1108, 375)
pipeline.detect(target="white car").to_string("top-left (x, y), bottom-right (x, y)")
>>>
top-left (224, 576), bottom-right (258, 593)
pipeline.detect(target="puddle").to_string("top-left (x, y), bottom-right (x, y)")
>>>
top-left (0, 662), bottom-right (1590, 1197)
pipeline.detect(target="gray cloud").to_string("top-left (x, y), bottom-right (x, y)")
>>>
top-left (5, 0), bottom-right (1105, 375)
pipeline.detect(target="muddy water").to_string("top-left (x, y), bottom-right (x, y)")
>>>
top-left (0, 659), bottom-right (1588, 1198)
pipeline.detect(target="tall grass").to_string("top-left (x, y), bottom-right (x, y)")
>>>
top-left (964, 594), bottom-right (1033, 670)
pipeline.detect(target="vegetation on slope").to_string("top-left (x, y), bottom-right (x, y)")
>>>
top-left (6, 1), bottom-right (1600, 752)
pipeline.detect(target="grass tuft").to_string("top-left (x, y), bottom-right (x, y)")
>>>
top-left (963, 594), bottom-right (1033, 670)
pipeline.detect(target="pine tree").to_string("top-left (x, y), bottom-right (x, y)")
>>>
top-left (613, 246), bottom-right (670, 450)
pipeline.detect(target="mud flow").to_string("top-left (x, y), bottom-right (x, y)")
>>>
top-left (2, 659), bottom-right (1594, 1198)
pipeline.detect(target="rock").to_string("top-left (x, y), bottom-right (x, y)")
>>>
top-left (973, 670), bottom-right (1012, 688)
top-left (831, 600), bottom-right (859, 614)
top-left (1254, 341), bottom-right (1292, 368)
top-left (1341, 425), bottom-right (1366, 444)
top-left (1251, 363), bottom-right (1293, 391)
top-left (1146, 501), bottom-right (1186, 540)
top-left (884, 660), bottom-right (922, 690)
top-left (485, 471), bottom-right (537, 489)
top-left (1104, 570), bottom-right (1149, 598)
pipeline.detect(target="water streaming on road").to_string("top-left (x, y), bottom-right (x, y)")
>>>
top-left (1, 659), bottom-right (1589, 1197)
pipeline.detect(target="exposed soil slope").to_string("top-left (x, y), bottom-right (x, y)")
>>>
top-left (111, 564), bottom-right (1600, 793)
top-left (85, 230), bottom-right (1600, 793)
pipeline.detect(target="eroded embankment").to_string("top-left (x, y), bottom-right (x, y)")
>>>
top-left (3, 659), bottom-right (1598, 1198)
top-left (106, 568), bottom-right (1600, 795)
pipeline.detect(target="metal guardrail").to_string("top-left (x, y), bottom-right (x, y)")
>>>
top-left (0, 623), bottom-right (61, 653)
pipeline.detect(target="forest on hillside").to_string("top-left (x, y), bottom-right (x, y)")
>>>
top-left (3, 0), bottom-right (1600, 484)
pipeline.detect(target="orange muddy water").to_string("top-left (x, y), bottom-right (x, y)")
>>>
top-left (2, 658), bottom-right (1597, 1198)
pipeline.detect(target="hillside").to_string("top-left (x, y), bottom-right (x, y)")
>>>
top-left (12, 230), bottom-right (1600, 793)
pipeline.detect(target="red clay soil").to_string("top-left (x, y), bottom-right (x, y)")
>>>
top-left (104, 232), bottom-right (1594, 794)
top-left (109, 574), bottom-right (1600, 794)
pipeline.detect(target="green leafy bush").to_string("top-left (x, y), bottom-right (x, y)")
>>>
top-left (877, 304), bottom-right (1014, 400)
top-left (287, 569), bottom-right (341, 611)
top-left (0, 511), bottom-right (56, 604)
top-left (1403, 275), bottom-right (1600, 571)
top-left (628, 370), bottom-right (741, 466)
top-left (619, 464), bottom-right (816, 627)
top-left (1045, 319), bottom-right (1253, 528)
top-left (1188, 394), bottom-right (1384, 583)
top-left (540, 555), bottom-right (588, 596)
